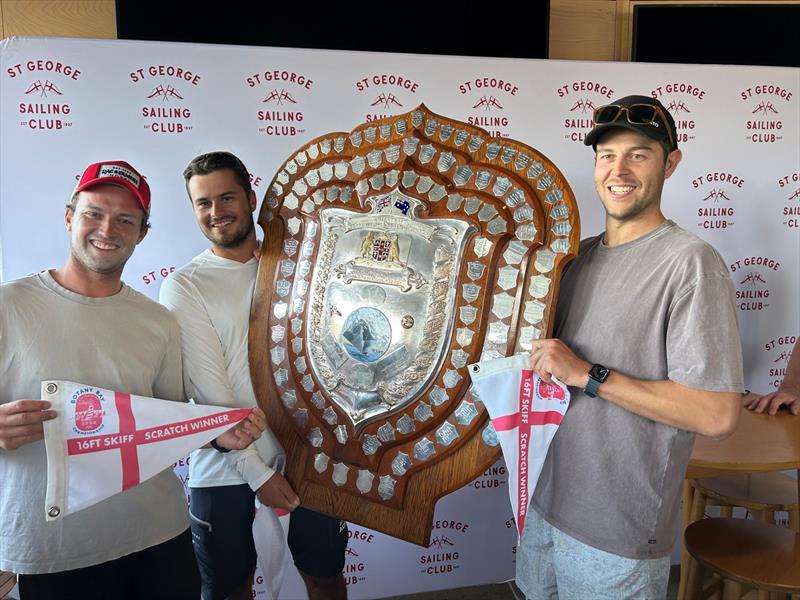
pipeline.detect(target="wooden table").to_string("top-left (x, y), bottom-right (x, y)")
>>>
top-left (678, 401), bottom-right (800, 599)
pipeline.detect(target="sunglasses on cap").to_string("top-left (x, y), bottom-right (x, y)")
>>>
top-left (592, 104), bottom-right (675, 151)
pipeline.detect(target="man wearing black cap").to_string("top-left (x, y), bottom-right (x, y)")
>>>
top-left (519, 96), bottom-right (745, 597)
top-left (0, 160), bottom-right (265, 599)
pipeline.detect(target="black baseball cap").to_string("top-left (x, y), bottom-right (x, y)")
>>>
top-left (584, 95), bottom-right (678, 151)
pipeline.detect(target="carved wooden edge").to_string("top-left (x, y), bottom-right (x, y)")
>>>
top-left (250, 104), bottom-right (579, 545)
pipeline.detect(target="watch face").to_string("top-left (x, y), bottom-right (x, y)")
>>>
top-left (589, 364), bottom-right (610, 382)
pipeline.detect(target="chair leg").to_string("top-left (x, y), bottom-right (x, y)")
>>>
top-left (722, 579), bottom-right (742, 599)
top-left (685, 553), bottom-right (704, 600)
top-left (679, 481), bottom-right (697, 600)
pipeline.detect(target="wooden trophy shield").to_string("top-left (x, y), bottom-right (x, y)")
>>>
top-left (250, 105), bottom-right (579, 545)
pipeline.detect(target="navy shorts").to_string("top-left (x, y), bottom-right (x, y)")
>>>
top-left (288, 506), bottom-right (348, 578)
top-left (190, 485), bottom-right (349, 596)
top-left (17, 528), bottom-right (199, 600)
top-left (190, 485), bottom-right (256, 600)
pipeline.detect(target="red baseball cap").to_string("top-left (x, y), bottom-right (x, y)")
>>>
top-left (74, 161), bottom-right (151, 214)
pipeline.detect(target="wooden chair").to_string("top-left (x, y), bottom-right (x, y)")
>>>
top-left (0, 570), bottom-right (16, 600)
top-left (684, 517), bottom-right (800, 600)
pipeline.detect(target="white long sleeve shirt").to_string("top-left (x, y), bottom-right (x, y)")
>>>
top-left (160, 250), bottom-right (285, 490)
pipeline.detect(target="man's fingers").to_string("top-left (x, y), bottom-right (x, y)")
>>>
top-left (0, 431), bottom-right (45, 450)
top-left (0, 399), bottom-right (53, 415)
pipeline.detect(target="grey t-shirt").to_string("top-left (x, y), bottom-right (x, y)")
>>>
top-left (0, 272), bottom-right (189, 574)
top-left (530, 221), bottom-right (744, 559)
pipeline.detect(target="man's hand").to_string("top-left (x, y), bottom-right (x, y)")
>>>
top-left (529, 338), bottom-right (592, 388)
top-left (0, 400), bottom-right (58, 450)
top-left (214, 407), bottom-right (267, 451)
top-left (744, 390), bottom-right (800, 415)
top-left (256, 472), bottom-right (300, 511)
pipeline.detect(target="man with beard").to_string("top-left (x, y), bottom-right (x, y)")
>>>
top-left (160, 152), bottom-right (348, 600)
top-left (1, 160), bottom-right (265, 599)
top-left (518, 96), bottom-right (745, 598)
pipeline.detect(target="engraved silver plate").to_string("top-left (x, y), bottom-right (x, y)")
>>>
top-left (527, 161), bottom-right (544, 179)
top-left (516, 224), bottom-right (537, 242)
top-left (497, 265), bottom-right (519, 290)
top-left (326, 187), bottom-right (339, 202)
top-left (475, 171), bottom-right (491, 190)
top-left (323, 406), bottom-right (338, 425)
top-left (454, 130), bottom-right (469, 146)
top-left (350, 131), bottom-right (363, 147)
top-left (464, 197), bottom-right (481, 215)
top-left (369, 173), bottom-right (385, 190)
top-left (271, 324), bottom-right (286, 343)
top-left (439, 123), bottom-right (454, 141)
top-left (367, 150), bottom-right (382, 169)
top-left (277, 170), bottom-right (290, 185)
top-left (506, 189), bottom-right (525, 207)
top-left (403, 137), bottom-right (419, 156)
top-left (529, 275), bottom-right (552, 298)
top-left (285, 193), bottom-right (299, 211)
top-left (357, 470), bottom-right (375, 494)
top-left (450, 349), bottom-right (469, 371)
top-left (488, 216), bottom-right (507, 235)
top-left (519, 325), bottom-right (541, 349)
top-left (482, 422), bottom-right (500, 446)
top-left (314, 453), bottom-right (330, 473)
top-left (275, 368), bottom-right (289, 387)
top-left (443, 369), bottom-right (462, 389)
top-left (513, 205), bottom-right (534, 222)
top-left (447, 194), bottom-right (464, 211)
top-left (271, 346), bottom-right (285, 365)
top-left (292, 337), bottom-right (303, 355)
top-left (301, 374), bottom-right (314, 392)
top-left (492, 177), bottom-right (511, 197)
top-left (395, 119), bottom-right (408, 134)
top-left (524, 300), bottom-right (546, 325)
top-left (488, 321), bottom-right (510, 344)
top-left (293, 408), bottom-right (308, 429)
top-left (335, 424), bottom-right (348, 444)
top-left (460, 306), bottom-right (478, 325)
top-left (437, 152), bottom-right (455, 173)
top-left (416, 176), bottom-right (434, 193)
top-left (311, 391), bottom-right (325, 409)
top-left (396, 414), bottom-right (415, 435)
top-left (501, 146), bottom-right (517, 164)
top-left (377, 422), bottom-right (396, 442)
top-left (362, 434), bottom-right (380, 455)
top-left (429, 385), bottom-right (448, 406)
top-left (334, 137), bottom-right (345, 152)
top-left (546, 187), bottom-right (564, 204)
top-left (402, 170), bottom-right (418, 188)
top-left (273, 301), bottom-right (288, 319)
top-left (436, 421), bottom-right (459, 446)
top-left (356, 180), bottom-right (369, 196)
top-left (365, 126), bottom-right (377, 143)
top-left (293, 297), bottom-right (305, 315)
top-left (456, 327), bottom-right (475, 347)
top-left (281, 259), bottom-right (296, 278)
top-left (419, 144), bottom-right (435, 164)
top-left (550, 203), bottom-right (570, 220)
top-left (378, 475), bottom-right (396, 500)
top-left (455, 401), bottom-right (478, 426)
top-left (332, 463), bottom-right (349, 486)
top-left (414, 438), bottom-right (435, 461)
top-left (468, 135), bottom-right (483, 153)
top-left (296, 280), bottom-right (309, 296)
top-left (492, 293), bottom-right (515, 319)
top-left (467, 261), bottom-right (486, 281)
top-left (305, 170), bottom-right (320, 187)
top-left (292, 179), bottom-right (308, 196)
top-left (414, 402), bottom-right (433, 422)
top-left (454, 165), bottom-right (472, 186)
top-left (281, 389), bottom-right (297, 409)
top-left (308, 427), bottom-right (323, 447)
top-left (477, 204), bottom-right (498, 223)
top-left (298, 260), bottom-right (312, 278)
top-left (334, 161), bottom-right (349, 179)
top-left (287, 217), bottom-right (301, 236)
top-left (294, 356), bottom-right (307, 374)
top-left (462, 283), bottom-right (480, 303)
top-left (392, 452), bottom-right (412, 476)
top-left (430, 185), bottom-right (447, 202)
top-left (535, 248), bottom-right (556, 273)
top-left (473, 237), bottom-right (492, 258)
top-left (385, 145), bottom-right (400, 164)
top-left (551, 238), bottom-right (571, 254)
top-left (350, 156), bottom-right (367, 175)
top-left (486, 142), bottom-right (500, 160)
top-left (295, 151), bottom-right (308, 166)
top-left (320, 139), bottom-right (332, 154)
top-left (537, 173), bottom-right (555, 190)
top-left (385, 170), bottom-right (399, 188)
top-left (380, 124), bottom-right (391, 139)
top-left (308, 144), bottom-right (320, 159)
top-left (552, 221), bottom-right (572, 236)
top-left (284, 240), bottom-right (298, 257)
top-left (424, 119), bottom-right (438, 136)
top-left (285, 161), bottom-right (297, 176)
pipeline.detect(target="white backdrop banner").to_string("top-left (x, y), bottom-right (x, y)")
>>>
top-left (1, 36), bottom-right (798, 599)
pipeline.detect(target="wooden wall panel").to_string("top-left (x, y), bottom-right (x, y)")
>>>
top-left (1, 0), bottom-right (116, 39)
top-left (549, 0), bottom-right (618, 61)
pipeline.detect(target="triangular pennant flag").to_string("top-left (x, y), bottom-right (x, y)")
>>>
top-left (42, 379), bottom-right (254, 521)
top-left (468, 354), bottom-right (570, 541)
top-left (253, 505), bottom-right (291, 600)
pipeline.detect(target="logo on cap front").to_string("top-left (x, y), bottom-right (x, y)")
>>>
top-left (98, 164), bottom-right (141, 188)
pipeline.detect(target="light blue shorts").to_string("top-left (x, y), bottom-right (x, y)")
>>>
top-left (516, 509), bottom-right (670, 600)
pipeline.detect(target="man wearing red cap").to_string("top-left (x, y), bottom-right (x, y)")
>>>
top-left (518, 96), bottom-right (745, 598)
top-left (0, 160), bottom-right (265, 599)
